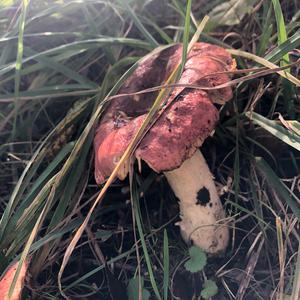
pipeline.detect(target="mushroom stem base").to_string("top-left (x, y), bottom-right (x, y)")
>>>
top-left (164, 150), bottom-right (229, 253)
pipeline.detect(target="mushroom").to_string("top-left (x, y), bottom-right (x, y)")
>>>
top-left (94, 43), bottom-right (235, 253)
top-left (0, 260), bottom-right (28, 300)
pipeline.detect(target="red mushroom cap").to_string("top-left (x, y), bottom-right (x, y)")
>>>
top-left (94, 43), bottom-right (235, 184)
top-left (135, 88), bottom-right (218, 172)
top-left (0, 260), bottom-right (28, 300)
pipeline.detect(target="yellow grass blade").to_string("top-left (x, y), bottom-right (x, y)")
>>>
top-left (227, 49), bottom-right (300, 86)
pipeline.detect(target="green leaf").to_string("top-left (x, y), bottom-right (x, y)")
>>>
top-left (184, 246), bottom-right (207, 273)
top-left (127, 277), bottom-right (151, 300)
top-left (245, 112), bottom-right (300, 151)
top-left (209, 0), bottom-right (256, 26)
top-left (201, 280), bottom-right (218, 300)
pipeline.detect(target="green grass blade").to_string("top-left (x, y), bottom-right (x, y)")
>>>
top-left (140, 16), bottom-right (173, 44)
top-left (272, 0), bottom-right (289, 66)
top-left (257, 2), bottom-right (273, 56)
top-left (272, 0), bottom-right (294, 117)
top-left (227, 49), bottom-right (300, 86)
top-left (265, 30), bottom-right (300, 62)
top-left (0, 101), bottom-right (89, 241)
top-left (0, 49), bottom-right (89, 86)
top-left (0, 85), bottom-right (95, 101)
top-left (131, 175), bottom-right (162, 300)
top-left (12, 0), bottom-right (30, 136)
top-left (48, 138), bottom-right (91, 230)
top-left (24, 47), bottom-right (98, 88)
top-left (7, 175), bottom-right (56, 299)
top-left (255, 157), bottom-right (300, 221)
top-left (233, 111), bottom-right (240, 203)
top-left (30, 137), bottom-right (91, 276)
top-left (179, 0), bottom-right (192, 75)
top-left (163, 229), bottom-right (169, 300)
top-left (100, 56), bottom-right (139, 97)
top-left (0, 143), bottom-right (73, 250)
top-left (0, 37), bottom-right (153, 77)
top-left (248, 179), bottom-right (265, 233)
top-left (0, 147), bottom-right (46, 241)
top-left (29, 219), bottom-right (83, 253)
top-left (225, 198), bottom-right (275, 230)
top-left (291, 242), bottom-right (300, 300)
top-left (245, 112), bottom-right (300, 151)
top-left (64, 248), bottom-right (136, 292)
top-left (118, 0), bottom-right (159, 47)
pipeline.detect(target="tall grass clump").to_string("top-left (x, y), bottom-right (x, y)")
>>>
top-left (0, 0), bottom-right (299, 299)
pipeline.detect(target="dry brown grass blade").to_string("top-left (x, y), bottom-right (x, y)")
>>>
top-left (98, 59), bottom-right (299, 105)
top-left (236, 235), bottom-right (264, 300)
top-left (276, 217), bottom-right (286, 300)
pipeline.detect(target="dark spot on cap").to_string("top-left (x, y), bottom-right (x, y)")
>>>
top-left (196, 187), bottom-right (210, 206)
top-left (209, 203), bottom-right (213, 207)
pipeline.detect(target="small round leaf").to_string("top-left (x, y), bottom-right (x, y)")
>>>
top-left (184, 246), bottom-right (207, 273)
top-left (200, 279), bottom-right (218, 299)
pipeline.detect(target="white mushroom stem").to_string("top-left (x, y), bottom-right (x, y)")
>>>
top-left (164, 150), bottom-right (229, 253)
